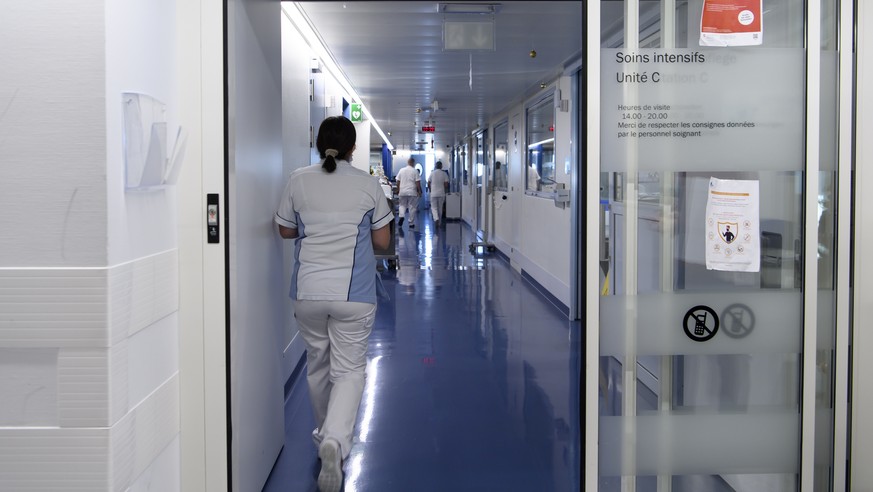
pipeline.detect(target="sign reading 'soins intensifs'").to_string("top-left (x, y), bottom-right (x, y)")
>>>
top-left (601, 48), bottom-right (803, 173)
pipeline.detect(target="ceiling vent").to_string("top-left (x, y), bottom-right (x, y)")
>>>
top-left (443, 20), bottom-right (495, 50)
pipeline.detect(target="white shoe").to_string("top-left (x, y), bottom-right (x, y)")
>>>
top-left (317, 438), bottom-right (343, 492)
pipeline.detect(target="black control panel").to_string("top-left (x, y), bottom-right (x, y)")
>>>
top-left (207, 194), bottom-right (220, 244)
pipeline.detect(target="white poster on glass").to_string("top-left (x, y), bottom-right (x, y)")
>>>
top-left (700, 0), bottom-right (763, 47)
top-left (705, 177), bottom-right (760, 272)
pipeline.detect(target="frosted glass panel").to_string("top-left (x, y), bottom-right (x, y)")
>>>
top-left (599, 169), bottom-right (803, 484)
top-left (600, 413), bottom-right (799, 475)
top-left (592, 0), bottom-right (849, 489)
top-left (601, 49), bottom-right (804, 173)
top-left (598, 0), bottom-right (808, 488)
top-left (600, 292), bottom-right (801, 356)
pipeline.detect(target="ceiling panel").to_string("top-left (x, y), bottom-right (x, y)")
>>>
top-left (296, 1), bottom-right (583, 153)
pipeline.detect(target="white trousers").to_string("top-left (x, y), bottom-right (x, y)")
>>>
top-left (430, 195), bottom-right (445, 222)
top-left (295, 300), bottom-right (376, 458)
top-left (398, 195), bottom-right (418, 224)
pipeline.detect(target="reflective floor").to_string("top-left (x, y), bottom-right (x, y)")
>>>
top-left (263, 213), bottom-right (581, 492)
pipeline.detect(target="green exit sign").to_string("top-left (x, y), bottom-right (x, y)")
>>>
top-left (350, 103), bottom-right (363, 122)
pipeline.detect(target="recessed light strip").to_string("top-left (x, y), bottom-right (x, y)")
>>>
top-left (438, 3), bottom-right (501, 14)
top-left (282, 3), bottom-right (394, 150)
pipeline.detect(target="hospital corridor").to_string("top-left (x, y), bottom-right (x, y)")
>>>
top-left (262, 217), bottom-right (580, 491)
top-left (4, 0), bottom-right (873, 491)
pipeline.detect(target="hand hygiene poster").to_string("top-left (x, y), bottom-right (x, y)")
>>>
top-left (705, 177), bottom-right (760, 272)
top-left (700, 0), bottom-right (763, 47)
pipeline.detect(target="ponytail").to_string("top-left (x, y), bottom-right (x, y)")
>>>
top-left (315, 116), bottom-right (356, 174)
top-left (322, 149), bottom-right (339, 173)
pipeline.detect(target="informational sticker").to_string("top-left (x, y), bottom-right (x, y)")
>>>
top-left (721, 303), bottom-right (755, 339)
top-left (350, 103), bottom-right (363, 122)
top-left (207, 204), bottom-right (218, 226)
top-left (683, 305), bottom-right (720, 342)
top-left (700, 0), bottom-right (763, 47)
top-left (705, 177), bottom-right (760, 272)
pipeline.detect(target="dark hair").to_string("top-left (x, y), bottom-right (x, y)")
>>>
top-left (436, 161), bottom-right (443, 169)
top-left (316, 116), bottom-right (356, 173)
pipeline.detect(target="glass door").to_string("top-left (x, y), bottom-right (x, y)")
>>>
top-left (589, 0), bottom-right (848, 490)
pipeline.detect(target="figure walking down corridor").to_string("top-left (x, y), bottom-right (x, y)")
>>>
top-left (275, 116), bottom-right (393, 492)
top-left (396, 157), bottom-right (422, 229)
top-left (428, 160), bottom-right (449, 227)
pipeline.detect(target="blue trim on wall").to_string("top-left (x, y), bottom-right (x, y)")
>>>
top-left (284, 354), bottom-right (307, 401)
top-left (491, 244), bottom-right (570, 319)
top-left (521, 269), bottom-right (571, 318)
top-left (382, 144), bottom-right (393, 178)
top-left (492, 246), bottom-right (510, 263)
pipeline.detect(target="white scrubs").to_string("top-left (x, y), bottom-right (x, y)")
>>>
top-left (396, 165), bottom-right (421, 225)
top-left (428, 169), bottom-right (449, 223)
top-left (275, 159), bottom-right (394, 458)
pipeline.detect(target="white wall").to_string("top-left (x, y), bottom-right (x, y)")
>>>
top-left (106, 0), bottom-right (179, 266)
top-left (0, 2), bottom-right (107, 268)
top-left (105, 2), bottom-right (182, 490)
top-left (324, 71), bottom-right (346, 118)
top-left (353, 120), bottom-right (372, 172)
top-left (227, 0), bottom-right (285, 491)
top-left (0, 2), bottom-right (181, 490)
top-left (487, 78), bottom-right (574, 308)
top-left (280, 13), bottom-right (314, 383)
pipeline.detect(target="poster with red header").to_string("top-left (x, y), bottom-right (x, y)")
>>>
top-left (700, 0), bottom-right (763, 47)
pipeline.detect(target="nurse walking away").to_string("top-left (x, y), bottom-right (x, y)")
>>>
top-left (427, 160), bottom-right (449, 227)
top-left (396, 157), bottom-right (422, 229)
top-left (274, 116), bottom-right (394, 492)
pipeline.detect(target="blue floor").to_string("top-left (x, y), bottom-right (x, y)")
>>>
top-left (262, 214), bottom-right (581, 492)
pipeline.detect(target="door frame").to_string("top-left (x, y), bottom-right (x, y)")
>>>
top-left (177, 0), bottom-right (229, 491)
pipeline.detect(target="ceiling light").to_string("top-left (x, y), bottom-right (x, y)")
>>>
top-left (282, 4), bottom-right (393, 149)
top-left (439, 3), bottom-right (501, 14)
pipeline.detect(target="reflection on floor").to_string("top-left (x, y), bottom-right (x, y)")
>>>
top-left (263, 214), bottom-right (581, 492)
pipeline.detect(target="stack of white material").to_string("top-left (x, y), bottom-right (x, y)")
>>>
top-left (0, 250), bottom-right (180, 491)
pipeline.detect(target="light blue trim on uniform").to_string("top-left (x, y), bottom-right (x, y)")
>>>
top-left (374, 209), bottom-right (393, 227)
top-left (275, 211), bottom-right (296, 229)
top-left (290, 212), bottom-right (305, 299)
top-left (347, 208), bottom-right (377, 304)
